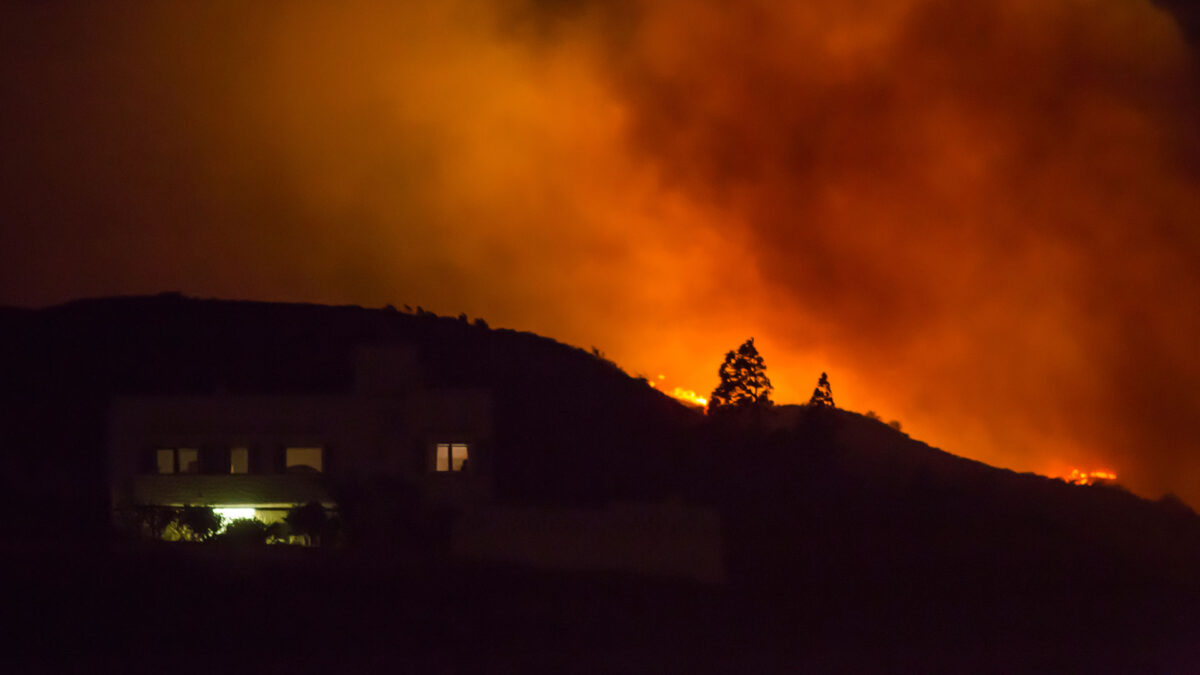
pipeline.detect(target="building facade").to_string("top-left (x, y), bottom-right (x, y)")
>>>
top-left (106, 342), bottom-right (724, 582)
top-left (108, 346), bottom-right (493, 526)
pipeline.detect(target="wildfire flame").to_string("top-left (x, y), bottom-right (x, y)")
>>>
top-left (645, 374), bottom-right (708, 407)
top-left (670, 387), bottom-right (708, 408)
top-left (1063, 469), bottom-right (1117, 486)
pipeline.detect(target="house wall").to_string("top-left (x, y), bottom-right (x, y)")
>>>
top-left (108, 388), bottom-right (493, 512)
top-left (353, 344), bottom-right (421, 396)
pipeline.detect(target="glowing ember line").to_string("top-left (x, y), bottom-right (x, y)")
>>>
top-left (1062, 469), bottom-right (1117, 486)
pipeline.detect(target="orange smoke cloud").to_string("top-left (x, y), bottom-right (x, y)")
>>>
top-left (2, 1), bottom-right (1199, 504)
top-left (589, 0), bottom-right (1200, 502)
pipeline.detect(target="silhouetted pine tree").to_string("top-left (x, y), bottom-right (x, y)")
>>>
top-left (809, 372), bottom-right (834, 407)
top-left (708, 338), bottom-right (773, 413)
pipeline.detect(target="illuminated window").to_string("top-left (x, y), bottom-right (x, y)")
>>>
top-left (435, 443), bottom-right (469, 472)
top-left (156, 449), bottom-right (175, 474)
top-left (155, 448), bottom-right (199, 474)
top-left (286, 447), bottom-right (323, 473)
top-left (230, 447), bottom-right (249, 474)
top-left (177, 448), bottom-right (199, 474)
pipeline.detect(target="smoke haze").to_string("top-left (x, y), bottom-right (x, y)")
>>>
top-left (3, 1), bottom-right (1200, 504)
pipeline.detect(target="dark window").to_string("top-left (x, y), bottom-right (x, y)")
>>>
top-left (155, 449), bottom-right (174, 474)
top-left (230, 447), bottom-right (249, 474)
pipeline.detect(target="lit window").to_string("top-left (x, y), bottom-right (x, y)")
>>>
top-left (435, 443), bottom-right (469, 472)
top-left (155, 448), bottom-right (199, 474)
top-left (177, 448), bottom-right (200, 474)
top-left (286, 447), bottom-right (323, 473)
top-left (156, 449), bottom-right (175, 474)
top-left (230, 447), bottom-right (249, 474)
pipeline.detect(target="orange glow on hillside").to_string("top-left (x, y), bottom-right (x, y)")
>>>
top-left (1062, 469), bottom-right (1118, 486)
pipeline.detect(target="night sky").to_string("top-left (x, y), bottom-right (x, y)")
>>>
top-left (3, 1), bottom-right (1200, 505)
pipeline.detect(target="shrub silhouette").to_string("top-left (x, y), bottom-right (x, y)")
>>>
top-left (265, 521), bottom-right (290, 544)
top-left (179, 505), bottom-right (221, 541)
top-left (220, 518), bottom-right (268, 544)
top-left (285, 501), bottom-right (330, 546)
top-left (131, 505), bottom-right (179, 540)
top-left (1159, 492), bottom-right (1198, 519)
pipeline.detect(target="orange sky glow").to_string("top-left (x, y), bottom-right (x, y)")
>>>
top-left (2, 1), bottom-right (1200, 504)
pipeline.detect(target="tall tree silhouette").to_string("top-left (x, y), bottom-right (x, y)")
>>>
top-left (809, 372), bottom-right (834, 407)
top-left (709, 338), bottom-right (773, 413)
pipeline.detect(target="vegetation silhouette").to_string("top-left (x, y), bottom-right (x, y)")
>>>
top-left (808, 371), bottom-right (834, 407)
top-left (285, 501), bottom-right (334, 547)
top-left (178, 505), bottom-right (221, 542)
top-left (127, 505), bottom-right (178, 540)
top-left (707, 338), bottom-right (773, 417)
top-left (219, 518), bottom-right (269, 544)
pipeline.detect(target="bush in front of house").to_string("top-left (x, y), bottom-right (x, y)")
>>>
top-left (179, 505), bottom-right (222, 541)
top-left (284, 501), bottom-right (341, 546)
top-left (127, 505), bottom-right (180, 540)
top-left (265, 521), bottom-right (290, 544)
top-left (219, 518), bottom-right (269, 544)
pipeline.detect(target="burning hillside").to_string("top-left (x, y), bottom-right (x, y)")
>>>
top-left (648, 375), bottom-right (708, 408)
top-left (1063, 469), bottom-right (1118, 486)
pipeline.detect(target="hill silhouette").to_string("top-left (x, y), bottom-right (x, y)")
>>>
top-left (0, 294), bottom-right (698, 538)
top-left (3, 294), bottom-right (1199, 549)
top-left (4, 294), bottom-right (1200, 669)
top-left (679, 405), bottom-right (1200, 668)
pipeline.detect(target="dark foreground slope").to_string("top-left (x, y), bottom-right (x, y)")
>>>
top-left (5, 295), bottom-right (1200, 671)
top-left (9, 413), bottom-right (1200, 673)
top-left (692, 407), bottom-right (1200, 670)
